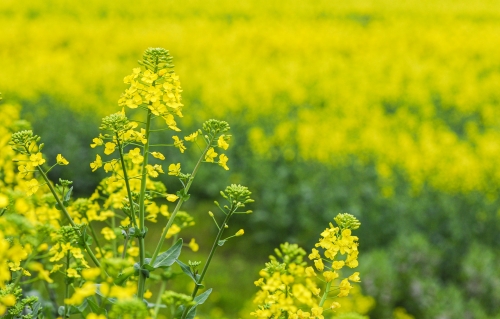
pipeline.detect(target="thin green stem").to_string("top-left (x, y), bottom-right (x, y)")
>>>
top-left (153, 280), bottom-right (167, 318)
top-left (64, 253), bottom-right (70, 318)
top-left (137, 109), bottom-right (152, 298)
top-left (181, 208), bottom-right (234, 319)
top-left (87, 222), bottom-right (103, 258)
top-left (319, 281), bottom-right (332, 307)
top-left (149, 139), bottom-right (214, 266)
top-left (116, 134), bottom-right (138, 227)
top-left (35, 165), bottom-right (101, 268)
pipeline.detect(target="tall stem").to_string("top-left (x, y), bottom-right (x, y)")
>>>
top-left (137, 109), bottom-right (152, 298)
top-left (35, 166), bottom-right (101, 268)
top-left (116, 134), bottom-right (138, 227)
top-left (180, 209), bottom-right (233, 319)
top-left (319, 281), bottom-right (332, 307)
top-left (149, 140), bottom-right (213, 266)
top-left (63, 253), bottom-right (70, 318)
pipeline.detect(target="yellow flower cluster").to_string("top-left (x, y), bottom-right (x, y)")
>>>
top-left (251, 214), bottom-right (365, 318)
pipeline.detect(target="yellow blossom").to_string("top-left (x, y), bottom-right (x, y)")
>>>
top-left (166, 194), bottom-right (179, 202)
top-left (218, 154), bottom-right (229, 170)
top-left (56, 154), bottom-right (69, 165)
top-left (87, 314), bottom-right (107, 319)
top-left (0, 294), bottom-right (16, 306)
top-left (65, 282), bottom-right (96, 305)
top-left (205, 147), bottom-right (217, 162)
top-left (128, 148), bottom-right (144, 164)
top-left (332, 260), bottom-right (345, 270)
top-left (144, 290), bottom-right (153, 299)
top-left (151, 152), bottom-right (165, 160)
top-left (308, 248), bottom-right (320, 260)
top-left (338, 278), bottom-right (353, 297)
top-left (101, 227), bottom-right (116, 240)
top-left (348, 272), bottom-right (361, 282)
top-left (82, 268), bottom-right (101, 281)
top-left (305, 266), bottom-right (316, 277)
top-left (323, 270), bottom-right (339, 282)
top-left (184, 131), bottom-right (199, 142)
top-left (168, 163), bottom-right (181, 176)
top-left (25, 178), bottom-right (39, 196)
top-left (104, 142), bottom-right (116, 155)
top-left (67, 268), bottom-right (81, 278)
top-left (30, 153), bottom-right (45, 166)
top-left (314, 259), bottom-right (324, 271)
top-left (90, 137), bottom-right (103, 148)
top-left (165, 224), bottom-right (181, 238)
top-left (235, 229), bottom-right (244, 236)
top-left (188, 238), bottom-right (199, 252)
top-left (172, 136), bottom-right (186, 153)
top-left (217, 135), bottom-right (229, 150)
top-left (90, 154), bottom-right (102, 172)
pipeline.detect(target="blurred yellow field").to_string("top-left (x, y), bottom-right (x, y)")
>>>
top-left (2, 0), bottom-right (500, 195)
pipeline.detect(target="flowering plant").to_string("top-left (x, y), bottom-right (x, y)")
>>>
top-left (0, 49), bottom-right (365, 319)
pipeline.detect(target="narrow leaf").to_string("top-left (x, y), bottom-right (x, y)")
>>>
top-left (153, 238), bottom-right (183, 269)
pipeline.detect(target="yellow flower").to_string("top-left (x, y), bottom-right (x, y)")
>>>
top-left (67, 268), bottom-right (81, 278)
top-left (146, 164), bottom-right (162, 177)
top-left (165, 224), bottom-right (181, 238)
top-left (218, 154), bottom-right (229, 170)
top-left (330, 302), bottom-right (341, 310)
top-left (30, 153), bottom-right (45, 166)
top-left (235, 229), bottom-right (244, 236)
top-left (166, 194), bottom-right (179, 202)
top-left (168, 163), bottom-right (181, 176)
top-left (338, 278), bottom-right (353, 297)
top-left (332, 260), bottom-right (345, 270)
top-left (90, 137), bottom-right (103, 148)
top-left (65, 282), bottom-right (95, 305)
top-left (309, 248), bottom-right (320, 260)
top-left (17, 163), bottom-right (33, 178)
top-left (305, 266), bottom-right (316, 277)
top-left (314, 259), bottom-right (324, 271)
top-left (0, 294), bottom-right (16, 306)
top-left (90, 154), bottom-right (102, 172)
top-left (56, 154), bottom-right (69, 165)
top-left (348, 272), bottom-right (361, 282)
top-left (323, 270), bottom-right (339, 282)
top-left (144, 290), bottom-right (153, 299)
top-left (25, 178), bottom-right (39, 196)
top-left (172, 136), bottom-right (186, 153)
top-left (311, 307), bottom-right (324, 319)
top-left (141, 70), bottom-right (158, 84)
top-left (128, 148), bottom-right (144, 164)
top-left (82, 268), bottom-right (101, 281)
top-left (185, 131), bottom-right (199, 142)
top-left (0, 194), bottom-right (9, 208)
top-left (86, 314), bottom-right (107, 319)
top-left (188, 238), bottom-right (199, 252)
top-left (101, 227), bottom-right (116, 240)
top-left (104, 142), bottom-right (116, 155)
top-left (205, 147), bottom-right (217, 162)
top-left (217, 135), bottom-right (229, 150)
top-left (151, 152), bottom-right (165, 160)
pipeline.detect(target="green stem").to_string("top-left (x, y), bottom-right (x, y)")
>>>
top-left (116, 134), bottom-right (138, 227)
top-left (149, 140), bottom-right (214, 266)
top-left (87, 222), bottom-right (103, 258)
top-left (153, 280), bottom-right (167, 318)
top-left (137, 109), bottom-right (152, 298)
top-left (64, 253), bottom-right (70, 318)
top-left (35, 165), bottom-right (101, 268)
top-left (181, 209), bottom-right (233, 319)
top-left (319, 281), bottom-right (332, 307)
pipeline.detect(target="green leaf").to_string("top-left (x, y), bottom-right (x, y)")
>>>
top-left (186, 288), bottom-right (213, 318)
top-left (176, 259), bottom-right (203, 288)
top-left (64, 186), bottom-right (73, 202)
top-left (218, 239), bottom-right (226, 246)
top-left (153, 238), bottom-right (183, 269)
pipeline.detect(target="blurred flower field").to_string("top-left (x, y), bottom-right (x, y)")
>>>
top-left (2, 0), bottom-right (500, 318)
